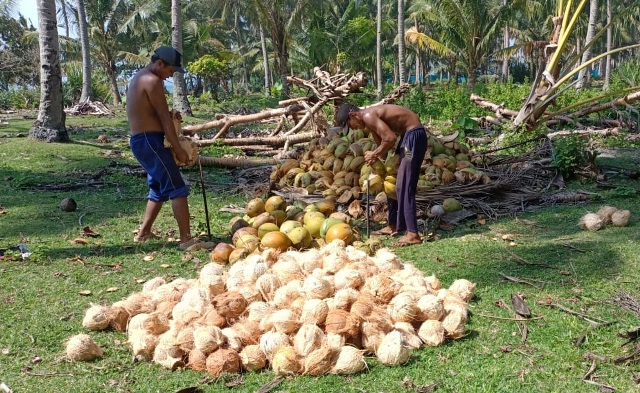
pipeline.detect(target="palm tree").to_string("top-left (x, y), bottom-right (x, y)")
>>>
top-left (77, 0), bottom-right (92, 102)
top-left (30, 0), bottom-right (68, 142)
top-left (602, 0), bottom-right (611, 90)
top-left (397, 0), bottom-right (406, 84)
top-left (377, 0), bottom-right (383, 98)
top-left (171, 0), bottom-right (192, 115)
top-left (0, 0), bottom-right (18, 18)
top-left (576, 0), bottom-right (598, 90)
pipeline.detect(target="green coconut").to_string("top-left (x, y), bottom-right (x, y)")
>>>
top-left (258, 223), bottom-right (280, 239)
top-left (442, 198), bottom-right (462, 212)
top-left (287, 226), bottom-right (312, 249)
top-left (320, 217), bottom-right (344, 239)
top-left (265, 195), bottom-right (287, 213)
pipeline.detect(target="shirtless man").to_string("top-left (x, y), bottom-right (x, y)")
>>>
top-left (334, 103), bottom-right (427, 246)
top-left (127, 46), bottom-right (199, 250)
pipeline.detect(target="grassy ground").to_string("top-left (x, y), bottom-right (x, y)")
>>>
top-left (1, 110), bottom-right (640, 393)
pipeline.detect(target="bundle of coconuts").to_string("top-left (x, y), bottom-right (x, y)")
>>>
top-left (211, 195), bottom-right (380, 264)
top-left (81, 240), bottom-right (476, 376)
top-left (579, 205), bottom-right (632, 231)
top-left (270, 127), bottom-right (489, 205)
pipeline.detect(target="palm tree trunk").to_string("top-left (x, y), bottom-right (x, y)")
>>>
top-left (260, 24), bottom-right (271, 96)
top-left (106, 60), bottom-right (122, 105)
top-left (577, 0), bottom-right (598, 90)
top-left (502, 0), bottom-right (509, 82)
top-left (77, 0), bottom-right (92, 103)
top-left (397, 0), bottom-right (406, 84)
top-left (376, 0), bottom-right (383, 99)
top-left (30, 0), bottom-right (68, 142)
top-left (603, 0), bottom-right (612, 91)
top-left (171, 0), bottom-right (192, 116)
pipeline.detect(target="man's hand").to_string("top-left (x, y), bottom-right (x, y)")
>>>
top-left (174, 145), bottom-right (189, 165)
top-left (364, 151), bottom-right (378, 165)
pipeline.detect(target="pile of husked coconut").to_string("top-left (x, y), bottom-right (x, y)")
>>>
top-left (80, 240), bottom-right (475, 376)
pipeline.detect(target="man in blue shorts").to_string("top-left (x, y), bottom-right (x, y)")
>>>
top-left (334, 103), bottom-right (427, 246)
top-left (126, 46), bottom-right (201, 250)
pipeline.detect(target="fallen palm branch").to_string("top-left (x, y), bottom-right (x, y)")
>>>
top-left (198, 156), bottom-right (282, 168)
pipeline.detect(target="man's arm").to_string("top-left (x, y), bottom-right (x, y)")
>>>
top-left (364, 116), bottom-right (397, 164)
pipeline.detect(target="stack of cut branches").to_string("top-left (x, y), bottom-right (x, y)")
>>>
top-left (65, 99), bottom-right (112, 116)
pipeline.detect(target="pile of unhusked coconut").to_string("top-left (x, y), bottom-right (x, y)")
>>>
top-left (78, 240), bottom-right (475, 376)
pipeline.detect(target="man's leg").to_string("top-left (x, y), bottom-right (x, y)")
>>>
top-left (136, 199), bottom-right (163, 241)
top-left (171, 196), bottom-right (192, 243)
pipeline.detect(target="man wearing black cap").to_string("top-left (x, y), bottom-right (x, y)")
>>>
top-left (334, 103), bottom-right (427, 246)
top-left (126, 46), bottom-right (201, 250)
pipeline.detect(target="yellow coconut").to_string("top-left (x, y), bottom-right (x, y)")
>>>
top-left (66, 333), bottom-right (103, 361)
top-left (303, 211), bottom-right (326, 238)
top-left (210, 242), bottom-right (234, 264)
top-left (261, 231), bottom-right (292, 251)
top-left (279, 220), bottom-right (302, 235)
top-left (287, 226), bottom-right (312, 249)
top-left (325, 223), bottom-right (355, 245)
top-left (246, 198), bottom-right (265, 218)
top-left (258, 222), bottom-right (280, 239)
top-left (265, 195), bottom-right (287, 213)
top-left (228, 247), bottom-right (250, 265)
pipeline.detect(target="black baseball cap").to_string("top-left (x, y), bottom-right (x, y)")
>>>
top-left (153, 46), bottom-right (185, 73)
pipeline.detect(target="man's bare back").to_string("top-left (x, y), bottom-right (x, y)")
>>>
top-left (126, 68), bottom-right (169, 135)
top-left (360, 104), bottom-right (422, 136)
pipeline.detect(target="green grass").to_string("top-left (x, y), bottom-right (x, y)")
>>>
top-left (1, 111), bottom-right (640, 392)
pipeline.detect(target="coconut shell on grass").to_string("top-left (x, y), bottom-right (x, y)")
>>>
top-left (82, 304), bottom-right (111, 331)
top-left (596, 205), bottom-right (618, 224)
top-left (304, 345), bottom-right (340, 376)
top-left (611, 209), bottom-right (631, 227)
top-left (240, 344), bottom-right (267, 371)
top-left (193, 325), bottom-right (224, 355)
top-left (331, 346), bottom-right (366, 375)
top-left (418, 320), bottom-right (446, 347)
top-left (271, 345), bottom-right (302, 376)
top-left (153, 342), bottom-right (184, 370)
top-left (579, 213), bottom-right (604, 231)
top-left (66, 334), bottom-right (103, 361)
top-left (205, 348), bottom-right (241, 376)
top-left (213, 291), bottom-right (248, 318)
top-left (448, 279), bottom-right (476, 302)
top-left (375, 330), bottom-right (411, 366)
top-left (325, 309), bottom-right (360, 337)
top-left (441, 310), bottom-right (467, 339)
top-left (188, 348), bottom-right (208, 371)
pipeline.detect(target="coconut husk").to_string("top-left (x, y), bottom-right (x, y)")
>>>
top-left (441, 310), bottom-right (467, 339)
top-left (205, 348), bottom-right (241, 376)
top-left (361, 274), bottom-right (399, 304)
top-left (300, 298), bottom-right (329, 325)
top-left (375, 330), bottom-right (411, 366)
top-left (596, 205), bottom-right (618, 224)
top-left (418, 320), bottom-right (446, 347)
top-left (198, 273), bottom-right (226, 297)
top-left (334, 268), bottom-right (365, 290)
top-left (579, 212), bottom-right (604, 231)
top-left (82, 304), bottom-right (111, 331)
top-left (320, 240), bottom-right (349, 273)
top-left (117, 293), bottom-right (156, 318)
top-left (196, 306), bottom-right (226, 328)
top-left (246, 301), bottom-right (272, 323)
top-left (387, 292), bottom-right (420, 323)
top-left (374, 248), bottom-right (403, 272)
top-left (350, 292), bottom-right (378, 321)
top-left (448, 279), bottom-right (476, 302)
top-left (193, 326), bottom-right (224, 355)
top-left (242, 257), bottom-right (268, 284)
top-left (272, 280), bottom-right (303, 308)
top-left (271, 345), bottom-right (302, 376)
top-left (65, 333), bottom-right (103, 361)
top-left (150, 278), bottom-right (190, 303)
top-left (302, 275), bottom-right (333, 299)
top-left (153, 341), bottom-right (184, 370)
top-left (129, 331), bottom-right (159, 361)
top-left (334, 288), bottom-right (359, 310)
top-left (233, 319), bottom-right (261, 346)
top-left (213, 291), bottom-right (248, 318)
top-left (188, 348), bottom-right (208, 371)
top-left (142, 277), bottom-right (167, 294)
top-left (155, 300), bottom-right (178, 320)
top-left (271, 256), bottom-right (305, 284)
top-left (304, 345), bottom-right (340, 376)
top-left (611, 209), bottom-right (631, 227)
top-left (294, 324), bottom-right (326, 356)
top-left (424, 274), bottom-right (442, 292)
top-left (393, 322), bottom-right (422, 349)
top-left (240, 344), bottom-right (267, 371)
top-left (171, 303), bottom-right (202, 325)
top-left (259, 331), bottom-right (291, 360)
top-left (261, 247), bottom-right (282, 268)
top-left (417, 294), bottom-right (445, 321)
top-left (325, 309), bottom-right (359, 337)
top-left (175, 325), bottom-right (195, 353)
top-left (238, 285), bottom-right (262, 304)
top-left (108, 306), bottom-right (130, 331)
top-left (256, 273), bottom-right (282, 302)
top-left (296, 248), bottom-right (322, 275)
top-left (222, 327), bottom-right (244, 351)
top-left (331, 346), bottom-right (366, 375)
top-left (326, 332), bottom-right (347, 349)
top-left (271, 309), bottom-right (301, 334)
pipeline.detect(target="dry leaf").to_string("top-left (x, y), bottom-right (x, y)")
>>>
top-left (70, 238), bottom-right (89, 245)
top-left (477, 215), bottom-right (486, 225)
top-left (105, 287), bottom-right (118, 292)
top-left (501, 234), bottom-right (516, 241)
top-left (2, 348), bottom-right (10, 355)
top-left (142, 255), bottom-right (154, 262)
top-left (135, 279), bottom-right (146, 284)
top-left (0, 207), bottom-right (7, 215)
top-left (78, 290), bottom-right (92, 296)
top-left (82, 226), bottom-right (101, 238)
top-left (160, 264), bottom-right (171, 268)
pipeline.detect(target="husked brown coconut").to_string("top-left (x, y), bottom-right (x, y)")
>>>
top-left (153, 341), bottom-right (184, 370)
top-left (66, 334), bottom-right (103, 361)
top-left (304, 345), bottom-right (339, 375)
top-left (175, 325), bottom-right (195, 353)
top-left (302, 275), bottom-right (333, 299)
top-left (237, 285), bottom-right (262, 303)
top-left (300, 299), bottom-right (329, 325)
top-left (193, 325), bottom-right (224, 355)
top-left (319, 240), bottom-right (349, 273)
top-left (155, 300), bottom-right (178, 319)
top-left (233, 319), bottom-right (261, 346)
top-left (374, 248), bottom-right (403, 272)
top-left (334, 268), bottom-right (364, 290)
top-left (82, 304), bottom-right (111, 331)
top-left (198, 273), bottom-right (226, 297)
top-left (418, 320), bottom-right (445, 347)
top-left (116, 292), bottom-right (155, 317)
top-left (108, 306), bottom-right (129, 331)
top-left (375, 330), bottom-right (411, 366)
top-left (213, 291), bottom-right (248, 318)
top-left (188, 348), bottom-right (208, 371)
top-left (222, 327), bottom-right (244, 352)
top-left (240, 344), bottom-right (266, 371)
top-left (271, 309), bottom-right (301, 334)
top-left (289, 296), bottom-right (307, 314)
top-left (442, 310), bottom-right (467, 339)
top-left (272, 280), bottom-right (302, 308)
top-left (331, 346), bottom-right (366, 375)
top-left (271, 345), bottom-right (302, 376)
top-left (296, 249), bottom-right (322, 274)
top-left (326, 332), bottom-right (346, 349)
top-left (387, 292), bottom-right (419, 323)
top-left (596, 205), bottom-right (618, 224)
top-left (150, 278), bottom-right (190, 303)
top-left (127, 312), bottom-right (169, 336)
top-left (142, 277), bottom-right (166, 293)
top-left (350, 293), bottom-right (378, 321)
top-left (325, 309), bottom-right (359, 337)
top-left (579, 213), bottom-right (604, 231)
top-left (417, 294), bottom-right (445, 321)
top-left (293, 324), bottom-right (326, 356)
top-left (255, 273), bottom-right (281, 302)
top-left (196, 306), bottom-right (226, 328)
top-left (424, 274), bottom-right (442, 292)
top-left (247, 301), bottom-right (271, 323)
top-left (448, 279), bottom-right (476, 302)
top-left (206, 348), bottom-right (241, 376)
top-left (362, 274), bottom-right (399, 304)
top-left (333, 288), bottom-right (359, 310)
top-left (271, 256), bottom-right (304, 283)
top-left (393, 322), bottom-right (422, 349)
top-left (259, 331), bottom-right (291, 360)
top-left (611, 209), bottom-right (631, 227)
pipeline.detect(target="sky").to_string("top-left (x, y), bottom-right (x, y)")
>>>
top-left (16, 0), bottom-right (75, 37)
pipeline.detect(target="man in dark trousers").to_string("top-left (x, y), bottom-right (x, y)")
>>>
top-left (335, 103), bottom-right (427, 246)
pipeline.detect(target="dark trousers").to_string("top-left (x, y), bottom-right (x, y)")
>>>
top-left (387, 126), bottom-right (427, 233)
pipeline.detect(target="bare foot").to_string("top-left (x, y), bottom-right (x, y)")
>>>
top-left (371, 226), bottom-right (395, 236)
top-left (134, 232), bottom-right (161, 243)
top-left (391, 233), bottom-right (422, 247)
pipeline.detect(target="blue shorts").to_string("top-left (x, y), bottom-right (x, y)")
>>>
top-left (130, 132), bottom-right (189, 202)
